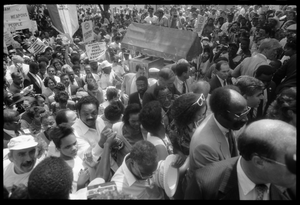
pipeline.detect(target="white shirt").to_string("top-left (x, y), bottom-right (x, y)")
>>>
top-left (111, 154), bottom-right (165, 199)
top-left (237, 157), bottom-right (270, 200)
top-left (112, 64), bottom-right (125, 79)
top-left (99, 71), bottom-right (115, 90)
top-left (3, 157), bottom-right (43, 191)
top-left (72, 117), bottom-right (119, 172)
top-left (144, 15), bottom-right (158, 24)
top-left (65, 156), bottom-right (87, 194)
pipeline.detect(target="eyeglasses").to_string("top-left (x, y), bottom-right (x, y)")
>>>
top-left (192, 93), bottom-right (206, 107)
top-left (134, 162), bottom-right (155, 180)
top-left (227, 106), bottom-right (251, 118)
top-left (260, 156), bottom-right (286, 167)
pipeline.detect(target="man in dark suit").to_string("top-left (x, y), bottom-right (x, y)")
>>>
top-left (60, 73), bottom-right (79, 98)
top-left (67, 67), bottom-right (85, 88)
top-left (128, 76), bottom-right (148, 108)
top-left (254, 64), bottom-right (277, 119)
top-left (142, 66), bottom-right (180, 107)
top-left (24, 62), bottom-right (43, 94)
top-left (185, 119), bottom-right (296, 200)
top-left (209, 61), bottom-right (233, 94)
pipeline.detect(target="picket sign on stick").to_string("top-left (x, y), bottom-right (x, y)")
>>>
top-left (85, 42), bottom-right (107, 61)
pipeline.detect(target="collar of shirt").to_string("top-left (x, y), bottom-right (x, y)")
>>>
top-left (72, 117), bottom-right (98, 137)
top-left (213, 114), bottom-right (229, 137)
top-left (216, 75), bottom-right (225, 87)
top-left (122, 154), bottom-right (150, 187)
top-left (237, 156), bottom-right (270, 197)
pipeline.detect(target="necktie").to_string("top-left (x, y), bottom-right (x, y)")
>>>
top-left (255, 184), bottom-right (268, 200)
top-left (256, 99), bottom-right (264, 118)
top-left (182, 82), bottom-right (186, 94)
top-left (223, 79), bottom-right (227, 86)
top-left (226, 130), bottom-right (238, 157)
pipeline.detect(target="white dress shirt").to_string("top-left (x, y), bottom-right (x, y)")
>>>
top-left (237, 157), bottom-right (270, 200)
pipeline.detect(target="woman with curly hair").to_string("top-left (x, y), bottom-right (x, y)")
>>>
top-left (266, 87), bottom-right (296, 127)
top-left (50, 90), bottom-right (76, 116)
top-left (169, 93), bottom-right (207, 158)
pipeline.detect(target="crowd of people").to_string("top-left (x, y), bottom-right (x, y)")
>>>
top-left (3, 4), bottom-right (296, 200)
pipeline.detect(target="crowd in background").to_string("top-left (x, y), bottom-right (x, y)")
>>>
top-left (3, 4), bottom-right (297, 200)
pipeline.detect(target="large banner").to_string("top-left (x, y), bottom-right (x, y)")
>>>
top-left (81, 20), bottom-right (94, 43)
top-left (4, 4), bottom-right (31, 31)
top-left (28, 38), bottom-right (47, 56)
top-left (46, 4), bottom-right (79, 38)
top-left (85, 42), bottom-right (106, 61)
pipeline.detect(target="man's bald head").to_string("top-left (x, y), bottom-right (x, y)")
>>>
top-left (238, 119), bottom-right (296, 161)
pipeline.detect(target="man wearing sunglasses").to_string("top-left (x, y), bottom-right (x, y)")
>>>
top-left (187, 86), bottom-right (248, 185)
top-left (185, 119), bottom-right (296, 200)
top-left (111, 140), bottom-right (184, 199)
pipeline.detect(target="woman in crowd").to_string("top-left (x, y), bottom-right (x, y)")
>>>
top-left (43, 76), bottom-right (57, 99)
top-left (266, 87), bottom-right (296, 127)
top-left (112, 103), bottom-right (144, 166)
top-left (46, 66), bottom-right (60, 83)
top-left (50, 123), bottom-right (93, 193)
top-left (20, 105), bottom-right (46, 134)
top-left (50, 90), bottom-right (76, 116)
top-left (139, 100), bottom-right (173, 161)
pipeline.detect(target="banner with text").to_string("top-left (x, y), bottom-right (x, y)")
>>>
top-left (85, 42), bottom-right (106, 61)
top-left (82, 20), bottom-right (94, 43)
top-left (28, 38), bottom-right (47, 56)
top-left (4, 4), bottom-right (31, 31)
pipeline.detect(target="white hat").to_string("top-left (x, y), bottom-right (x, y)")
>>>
top-left (100, 60), bottom-right (113, 69)
top-left (149, 67), bottom-right (160, 73)
top-left (7, 135), bottom-right (38, 151)
top-left (154, 154), bottom-right (179, 198)
top-left (163, 154), bottom-right (179, 197)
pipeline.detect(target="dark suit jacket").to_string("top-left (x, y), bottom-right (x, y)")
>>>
top-left (142, 82), bottom-right (180, 107)
top-left (128, 92), bottom-right (142, 108)
top-left (185, 157), bottom-right (293, 200)
top-left (24, 72), bottom-right (42, 94)
top-left (209, 75), bottom-right (233, 94)
top-left (74, 76), bottom-right (85, 88)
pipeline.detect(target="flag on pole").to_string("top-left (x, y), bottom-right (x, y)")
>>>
top-left (46, 4), bottom-right (79, 38)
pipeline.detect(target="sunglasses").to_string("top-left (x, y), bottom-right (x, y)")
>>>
top-left (192, 93), bottom-right (206, 107)
top-left (227, 106), bottom-right (251, 118)
top-left (134, 162), bottom-right (155, 180)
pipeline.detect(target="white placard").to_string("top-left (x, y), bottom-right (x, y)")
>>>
top-left (28, 38), bottom-right (47, 56)
top-left (4, 4), bottom-right (31, 30)
top-left (31, 20), bottom-right (38, 33)
top-left (81, 20), bottom-right (94, 43)
top-left (195, 15), bottom-right (207, 37)
top-left (85, 42), bottom-right (107, 61)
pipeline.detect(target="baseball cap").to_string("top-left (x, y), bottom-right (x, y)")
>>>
top-left (8, 135), bottom-right (38, 151)
top-left (149, 67), bottom-right (160, 73)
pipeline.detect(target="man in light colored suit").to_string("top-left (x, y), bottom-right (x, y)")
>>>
top-left (230, 38), bottom-right (282, 78)
top-left (185, 119), bottom-right (296, 200)
top-left (187, 86), bottom-right (249, 179)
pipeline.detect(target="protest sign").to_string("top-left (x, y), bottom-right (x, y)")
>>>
top-left (82, 20), bottom-right (94, 43)
top-left (85, 42), bottom-right (106, 61)
top-left (4, 4), bottom-right (31, 31)
top-left (28, 38), bottom-right (47, 56)
top-left (195, 15), bottom-right (207, 37)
